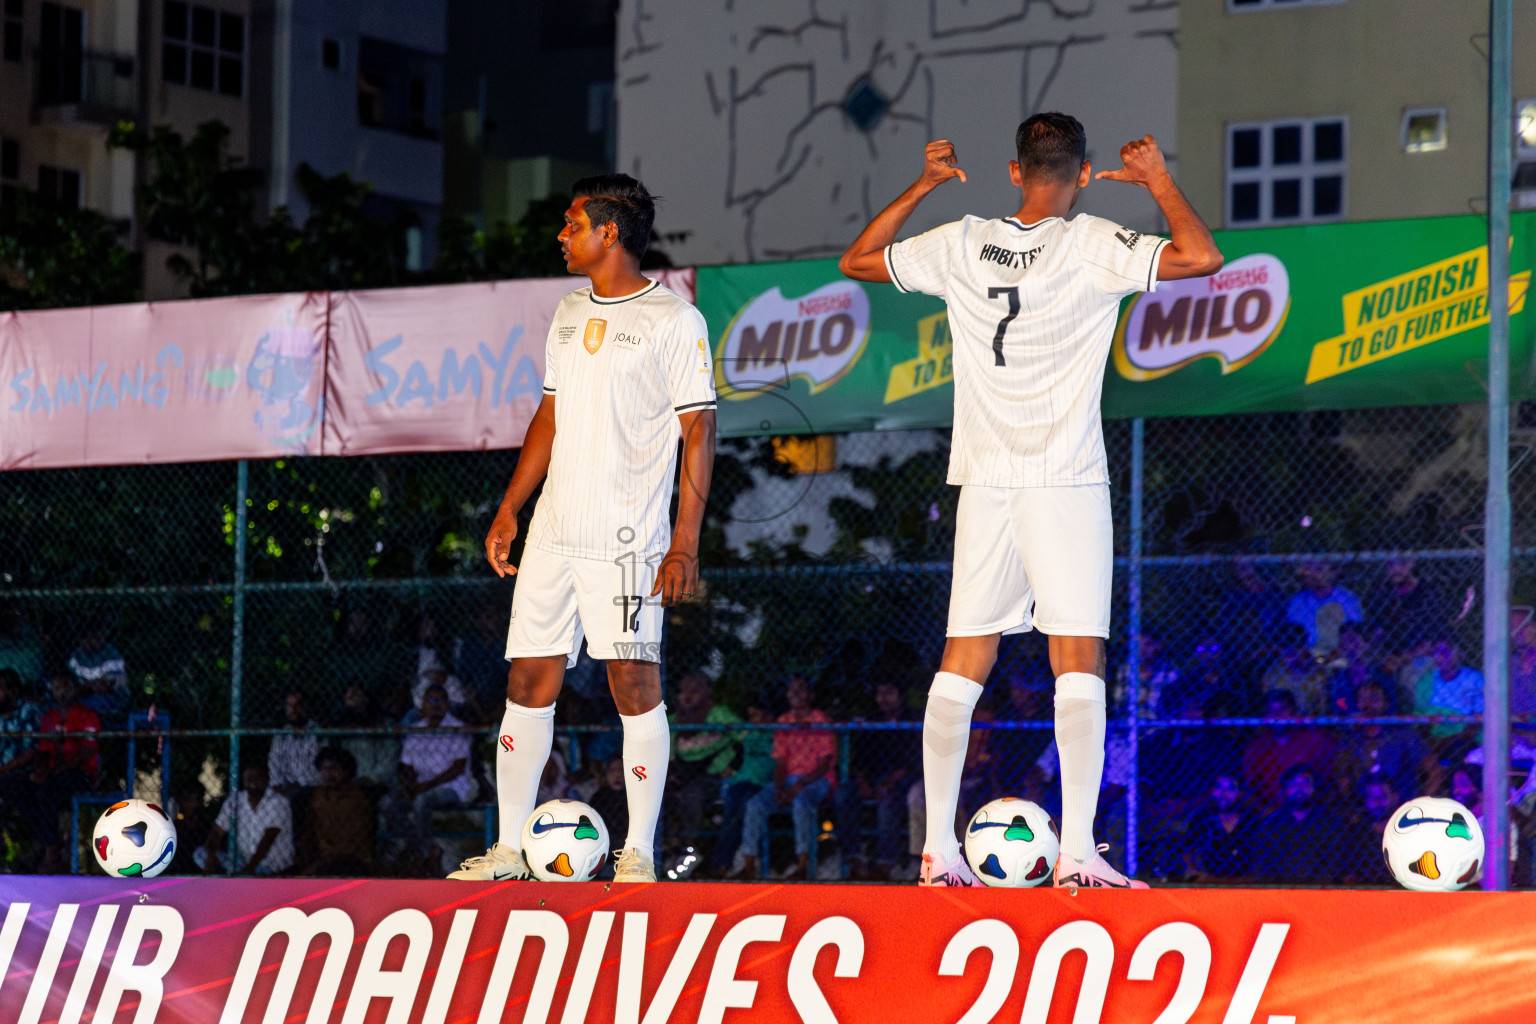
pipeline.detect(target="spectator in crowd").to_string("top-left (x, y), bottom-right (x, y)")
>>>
top-left (453, 606), bottom-right (512, 725)
top-left (1249, 765), bottom-right (1347, 883)
top-left (836, 679), bottom-right (920, 880)
top-left (0, 668), bottom-right (44, 846)
top-left (269, 690), bottom-right (323, 803)
top-left (1285, 560), bottom-right (1363, 655)
top-left (586, 756), bottom-right (630, 878)
top-left (1183, 635), bottom-right (1239, 716)
top-left (668, 673), bottom-right (742, 866)
top-left (1341, 777), bottom-right (1400, 885)
top-left (1369, 558), bottom-right (1443, 673)
top-left (1325, 623), bottom-right (1396, 714)
top-left (1332, 678), bottom-right (1430, 808)
top-left (166, 782), bottom-right (212, 876)
top-left (198, 762), bottom-right (294, 875)
top-left (1220, 560), bottom-right (1285, 671)
top-left (0, 606), bottom-right (45, 693)
top-left (1182, 773), bottom-right (1258, 882)
top-left (1139, 684), bottom-right (1241, 876)
top-left (382, 682), bottom-right (477, 875)
top-left (67, 625), bottom-right (129, 723)
top-left (1242, 688), bottom-right (1335, 810)
top-left (987, 674), bottom-right (1056, 805)
top-left (24, 674), bottom-right (103, 872)
top-left (1509, 610), bottom-right (1536, 733)
top-left (1415, 637), bottom-right (1485, 756)
top-left (299, 747), bottom-right (374, 876)
top-left (737, 677), bottom-right (836, 880)
top-left (334, 684), bottom-right (400, 798)
top-left (1259, 624), bottom-right (1330, 715)
top-left (711, 700), bottom-right (775, 877)
top-left (411, 613), bottom-right (469, 715)
top-left (1111, 631), bottom-right (1181, 717)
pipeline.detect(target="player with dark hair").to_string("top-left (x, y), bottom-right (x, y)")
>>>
top-left (450, 173), bottom-right (717, 883)
top-left (840, 113), bottom-right (1223, 888)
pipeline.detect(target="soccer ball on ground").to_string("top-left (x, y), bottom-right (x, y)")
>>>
top-left (963, 797), bottom-right (1059, 887)
top-left (1382, 796), bottom-right (1485, 891)
top-left (92, 799), bottom-right (177, 878)
top-left (521, 799), bottom-right (610, 881)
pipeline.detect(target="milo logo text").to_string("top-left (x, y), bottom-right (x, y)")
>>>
top-left (1112, 254), bottom-right (1290, 381)
top-left (717, 281), bottom-right (870, 399)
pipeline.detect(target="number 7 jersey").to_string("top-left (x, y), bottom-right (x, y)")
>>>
top-left (886, 214), bottom-right (1166, 487)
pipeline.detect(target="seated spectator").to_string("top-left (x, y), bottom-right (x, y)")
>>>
top-left (68, 625), bottom-right (130, 724)
top-left (1340, 777), bottom-right (1401, 885)
top-left (334, 685), bottom-right (400, 798)
top-left (1332, 679), bottom-right (1430, 807)
top-left (0, 668), bottom-right (44, 849)
top-left (1285, 560), bottom-right (1363, 656)
top-left (836, 679), bottom-right (920, 880)
top-left (1415, 637), bottom-right (1484, 754)
top-left (1111, 631), bottom-right (1180, 717)
top-left (411, 614), bottom-right (470, 714)
top-left (1242, 689), bottom-right (1335, 810)
top-left (1259, 624), bottom-right (1330, 715)
top-left (22, 675), bottom-right (103, 872)
top-left (1139, 684), bottom-right (1241, 877)
top-left (737, 677), bottom-right (836, 880)
top-left (586, 756), bottom-right (630, 878)
top-left (299, 747), bottom-right (374, 876)
top-left (1182, 773), bottom-right (1258, 882)
top-left (197, 762), bottom-right (294, 875)
top-left (166, 782), bottom-right (212, 876)
top-left (1248, 765), bottom-right (1347, 883)
top-left (452, 607), bottom-right (512, 725)
top-left (1220, 558), bottom-right (1285, 647)
top-left (1182, 635), bottom-right (1239, 716)
top-left (1325, 623), bottom-right (1396, 714)
top-left (711, 700), bottom-right (775, 877)
top-left (269, 690), bottom-right (323, 804)
top-left (1369, 558), bottom-right (1442, 673)
top-left (381, 683), bottom-right (477, 875)
top-left (668, 673), bottom-right (742, 866)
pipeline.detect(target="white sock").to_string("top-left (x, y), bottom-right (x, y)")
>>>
top-left (496, 701), bottom-right (555, 848)
top-left (1054, 672), bottom-right (1106, 862)
top-left (923, 671), bottom-right (984, 862)
top-left (620, 702), bottom-right (670, 859)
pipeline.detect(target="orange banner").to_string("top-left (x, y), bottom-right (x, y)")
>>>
top-left (2, 876), bottom-right (1533, 1023)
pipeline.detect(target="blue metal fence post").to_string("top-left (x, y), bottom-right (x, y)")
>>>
top-left (229, 459), bottom-right (248, 868)
top-left (1126, 418), bottom-right (1145, 876)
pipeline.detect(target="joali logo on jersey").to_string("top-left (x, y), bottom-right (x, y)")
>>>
top-left (1112, 253), bottom-right (1290, 382)
top-left (716, 281), bottom-right (870, 399)
top-left (583, 318), bottom-right (607, 354)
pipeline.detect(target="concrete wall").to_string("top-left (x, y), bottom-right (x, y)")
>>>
top-left (614, 0), bottom-right (1181, 266)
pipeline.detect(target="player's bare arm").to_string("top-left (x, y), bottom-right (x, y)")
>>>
top-left (839, 140), bottom-right (967, 282)
top-left (654, 407), bottom-right (716, 606)
top-left (1095, 135), bottom-right (1223, 280)
top-left (484, 393), bottom-right (557, 577)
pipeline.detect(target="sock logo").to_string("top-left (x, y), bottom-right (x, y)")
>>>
top-left (499, 735), bottom-right (514, 753)
top-left (632, 765), bottom-right (647, 781)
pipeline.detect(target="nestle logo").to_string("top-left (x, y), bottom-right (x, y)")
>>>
top-left (796, 293), bottom-right (852, 317)
top-left (1208, 266), bottom-right (1269, 293)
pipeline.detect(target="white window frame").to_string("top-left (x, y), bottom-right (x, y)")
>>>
top-left (1401, 106), bottom-right (1447, 154)
top-left (1227, 0), bottom-right (1347, 11)
top-left (1225, 116), bottom-right (1348, 228)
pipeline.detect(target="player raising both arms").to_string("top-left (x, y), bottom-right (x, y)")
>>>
top-left (839, 114), bottom-right (1222, 888)
top-left (450, 174), bottom-right (717, 884)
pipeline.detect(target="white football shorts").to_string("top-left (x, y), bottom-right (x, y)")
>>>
top-left (947, 483), bottom-right (1113, 639)
top-left (505, 544), bottom-right (664, 664)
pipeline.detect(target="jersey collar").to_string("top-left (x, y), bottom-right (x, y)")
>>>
top-left (1003, 216), bottom-right (1059, 231)
top-left (589, 279), bottom-right (660, 304)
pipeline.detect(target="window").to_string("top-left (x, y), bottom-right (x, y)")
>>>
top-left (1402, 107), bottom-right (1447, 153)
top-left (37, 163), bottom-right (80, 210)
top-left (1, 137), bottom-right (18, 223)
top-left (321, 37), bottom-right (339, 70)
top-left (1226, 117), bottom-right (1346, 226)
top-left (356, 36), bottom-right (441, 139)
top-left (1517, 99), bottom-right (1536, 210)
top-left (3, 0), bottom-right (21, 63)
top-left (163, 1), bottom-right (243, 97)
top-left (1228, 0), bottom-right (1346, 10)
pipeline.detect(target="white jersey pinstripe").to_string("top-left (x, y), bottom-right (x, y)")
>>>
top-left (526, 279), bottom-right (716, 561)
top-left (886, 214), bottom-right (1167, 487)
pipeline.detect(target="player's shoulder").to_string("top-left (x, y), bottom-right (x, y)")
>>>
top-left (638, 281), bottom-right (707, 327)
top-left (555, 285), bottom-right (595, 314)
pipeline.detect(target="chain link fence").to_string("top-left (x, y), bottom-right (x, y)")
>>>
top-left (2, 406), bottom-right (1535, 883)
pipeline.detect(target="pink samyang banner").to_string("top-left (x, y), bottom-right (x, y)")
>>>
top-left (1, 294), bottom-right (329, 469)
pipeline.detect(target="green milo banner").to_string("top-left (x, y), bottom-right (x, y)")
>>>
top-left (695, 212), bottom-right (1534, 437)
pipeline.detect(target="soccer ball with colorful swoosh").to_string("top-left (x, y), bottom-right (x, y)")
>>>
top-left (1382, 796), bottom-right (1485, 891)
top-left (521, 799), bottom-right (610, 881)
top-left (962, 797), bottom-right (1059, 887)
top-left (92, 799), bottom-right (177, 878)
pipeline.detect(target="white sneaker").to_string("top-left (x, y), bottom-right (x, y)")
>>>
top-left (919, 852), bottom-right (984, 887)
top-left (613, 847), bottom-right (656, 882)
top-left (1053, 844), bottom-right (1149, 889)
top-left (447, 843), bottom-right (531, 881)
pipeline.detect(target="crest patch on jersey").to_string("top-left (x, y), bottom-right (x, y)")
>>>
top-left (583, 319), bottom-right (607, 354)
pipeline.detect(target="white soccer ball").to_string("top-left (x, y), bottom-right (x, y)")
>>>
top-left (1382, 796), bottom-right (1485, 892)
top-left (962, 797), bottom-right (1059, 887)
top-left (92, 799), bottom-right (178, 878)
top-left (521, 799), bottom-right (610, 882)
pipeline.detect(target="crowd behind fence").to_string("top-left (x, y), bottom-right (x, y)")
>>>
top-left (3, 403), bottom-right (1536, 884)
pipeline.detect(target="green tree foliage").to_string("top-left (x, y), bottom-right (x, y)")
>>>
top-left (0, 191), bottom-right (140, 311)
top-left (432, 195), bottom-right (570, 282)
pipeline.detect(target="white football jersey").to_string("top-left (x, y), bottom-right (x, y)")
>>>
top-left (526, 279), bottom-right (716, 561)
top-left (886, 214), bottom-right (1167, 487)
